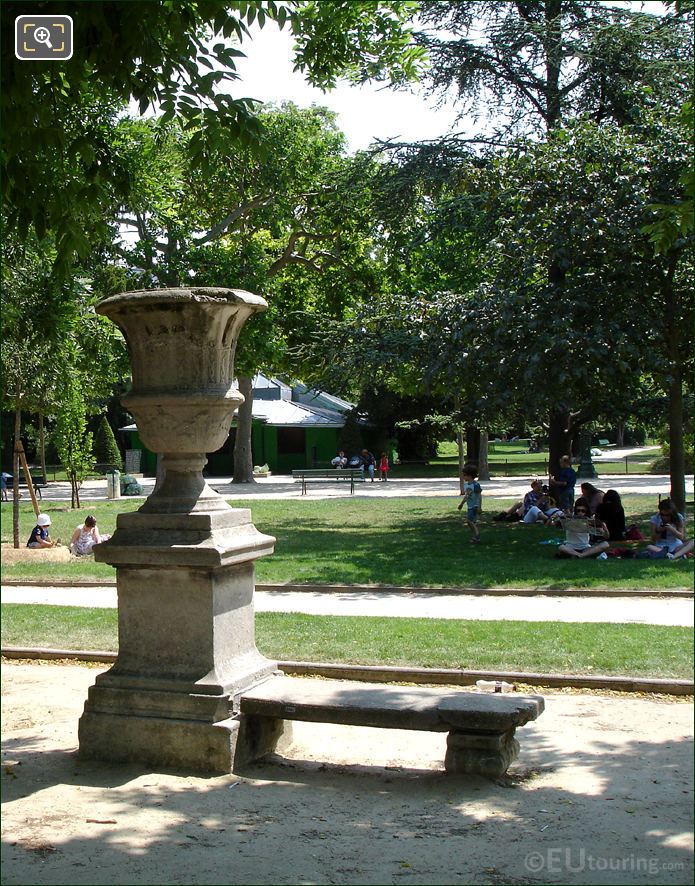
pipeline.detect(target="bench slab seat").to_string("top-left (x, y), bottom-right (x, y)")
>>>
top-left (238, 675), bottom-right (544, 778)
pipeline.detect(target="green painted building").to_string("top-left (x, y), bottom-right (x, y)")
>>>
top-left (121, 374), bottom-right (355, 476)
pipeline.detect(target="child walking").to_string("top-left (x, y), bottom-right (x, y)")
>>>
top-left (379, 452), bottom-right (389, 481)
top-left (457, 464), bottom-right (482, 543)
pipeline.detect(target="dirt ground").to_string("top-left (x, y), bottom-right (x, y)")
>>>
top-left (1, 543), bottom-right (72, 565)
top-left (1, 662), bottom-right (693, 886)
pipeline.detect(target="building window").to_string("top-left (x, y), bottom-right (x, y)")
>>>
top-left (277, 427), bottom-right (305, 455)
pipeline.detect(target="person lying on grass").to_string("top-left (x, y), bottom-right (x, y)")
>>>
top-left (551, 497), bottom-right (610, 559)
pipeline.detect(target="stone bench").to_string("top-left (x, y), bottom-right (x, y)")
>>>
top-left (291, 468), bottom-right (366, 495)
top-left (238, 675), bottom-right (544, 778)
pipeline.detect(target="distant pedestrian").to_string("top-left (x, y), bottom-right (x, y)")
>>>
top-left (360, 449), bottom-right (376, 482)
top-left (0, 471), bottom-right (9, 501)
top-left (457, 464), bottom-right (482, 544)
top-left (379, 452), bottom-right (389, 481)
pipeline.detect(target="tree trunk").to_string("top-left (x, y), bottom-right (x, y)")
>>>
top-left (233, 375), bottom-right (255, 484)
top-left (615, 422), bottom-right (625, 448)
top-left (465, 427), bottom-right (480, 464)
top-left (13, 391), bottom-right (21, 548)
top-left (662, 258), bottom-right (686, 514)
top-left (544, 0), bottom-right (563, 130)
top-left (478, 429), bottom-right (490, 481)
top-left (456, 427), bottom-right (465, 494)
top-left (38, 411), bottom-right (47, 484)
top-left (668, 368), bottom-right (686, 514)
top-left (548, 409), bottom-right (572, 477)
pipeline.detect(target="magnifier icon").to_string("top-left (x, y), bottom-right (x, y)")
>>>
top-left (34, 25), bottom-right (53, 49)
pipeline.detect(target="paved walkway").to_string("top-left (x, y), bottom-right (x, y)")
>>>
top-left (10, 472), bottom-right (692, 503)
top-left (2, 585), bottom-right (692, 626)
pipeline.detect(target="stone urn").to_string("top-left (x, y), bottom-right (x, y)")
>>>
top-left (97, 286), bottom-right (267, 513)
top-left (79, 288), bottom-right (285, 773)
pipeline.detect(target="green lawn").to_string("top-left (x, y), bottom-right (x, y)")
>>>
top-left (2, 495), bottom-right (692, 589)
top-left (1, 604), bottom-right (691, 679)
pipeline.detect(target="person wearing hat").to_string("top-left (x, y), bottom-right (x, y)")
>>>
top-left (26, 513), bottom-right (56, 548)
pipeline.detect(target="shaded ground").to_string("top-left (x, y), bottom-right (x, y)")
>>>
top-left (1, 662), bottom-right (693, 885)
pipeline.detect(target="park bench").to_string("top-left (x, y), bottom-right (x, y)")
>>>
top-left (3, 473), bottom-right (47, 500)
top-left (237, 675), bottom-right (545, 779)
top-left (292, 468), bottom-right (365, 495)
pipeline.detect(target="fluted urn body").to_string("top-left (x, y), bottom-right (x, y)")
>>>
top-left (96, 287), bottom-right (267, 513)
top-left (79, 288), bottom-right (284, 774)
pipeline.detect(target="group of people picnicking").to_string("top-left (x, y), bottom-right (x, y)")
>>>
top-left (26, 513), bottom-right (109, 556)
top-left (459, 459), bottom-right (693, 561)
top-left (331, 449), bottom-right (390, 482)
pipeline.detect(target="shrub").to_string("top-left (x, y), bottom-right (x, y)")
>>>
top-left (94, 416), bottom-right (123, 471)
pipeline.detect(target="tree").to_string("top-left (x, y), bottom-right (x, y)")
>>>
top-left (53, 367), bottom-right (96, 509)
top-left (94, 416), bottom-right (123, 472)
top-left (2, 1), bottom-right (424, 273)
top-left (414, 0), bottom-right (692, 138)
top-left (110, 106), bottom-right (387, 480)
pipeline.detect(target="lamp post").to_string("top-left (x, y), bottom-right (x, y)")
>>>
top-left (576, 430), bottom-right (598, 480)
top-left (79, 288), bottom-right (284, 773)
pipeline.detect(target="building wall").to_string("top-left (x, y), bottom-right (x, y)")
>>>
top-left (125, 423), bottom-right (341, 476)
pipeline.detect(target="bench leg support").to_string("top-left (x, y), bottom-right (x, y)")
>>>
top-left (445, 729), bottom-right (520, 778)
top-left (234, 714), bottom-right (293, 768)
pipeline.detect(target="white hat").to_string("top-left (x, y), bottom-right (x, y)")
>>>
top-left (37, 513), bottom-right (51, 527)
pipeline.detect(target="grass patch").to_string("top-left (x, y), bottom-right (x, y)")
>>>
top-left (1, 604), bottom-right (691, 679)
top-left (1, 495), bottom-right (692, 589)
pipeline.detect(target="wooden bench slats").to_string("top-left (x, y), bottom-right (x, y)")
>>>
top-left (291, 469), bottom-right (365, 495)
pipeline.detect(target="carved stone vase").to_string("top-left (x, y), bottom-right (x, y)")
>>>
top-left (78, 288), bottom-right (283, 773)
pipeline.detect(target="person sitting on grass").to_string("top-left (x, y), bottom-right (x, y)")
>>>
top-left (594, 489), bottom-right (627, 541)
top-left (646, 499), bottom-right (694, 560)
top-left (522, 481), bottom-right (563, 525)
top-left (553, 497), bottom-right (610, 559)
top-left (579, 482), bottom-right (605, 515)
top-left (26, 513), bottom-right (57, 548)
top-left (70, 514), bottom-right (109, 556)
top-left (457, 464), bottom-right (482, 544)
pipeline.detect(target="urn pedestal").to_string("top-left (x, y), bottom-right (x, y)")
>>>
top-left (78, 288), bottom-right (285, 773)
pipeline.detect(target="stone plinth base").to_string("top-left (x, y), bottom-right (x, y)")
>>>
top-left (444, 729), bottom-right (520, 778)
top-left (78, 709), bottom-right (291, 774)
top-left (79, 507), bottom-right (281, 773)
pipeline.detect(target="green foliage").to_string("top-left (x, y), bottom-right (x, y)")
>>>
top-left (93, 416), bottom-right (123, 471)
top-left (415, 0), bottom-right (693, 136)
top-left (53, 371), bottom-right (95, 508)
top-left (1, 1), bottom-right (422, 273)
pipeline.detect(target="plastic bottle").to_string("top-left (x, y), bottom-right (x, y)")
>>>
top-left (475, 680), bottom-right (516, 693)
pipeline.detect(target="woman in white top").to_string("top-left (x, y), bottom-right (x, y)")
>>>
top-left (70, 515), bottom-right (109, 556)
top-left (554, 498), bottom-right (609, 559)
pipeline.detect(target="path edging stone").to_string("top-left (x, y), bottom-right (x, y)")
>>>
top-left (2, 646), bottom-right (692, 696)
top-left (2, 579), bottom-right (692, 598)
